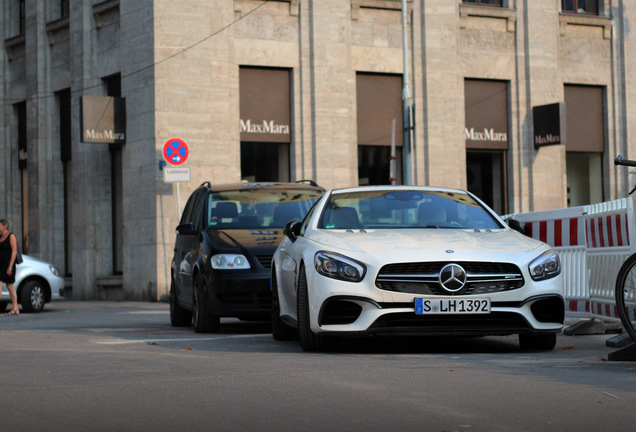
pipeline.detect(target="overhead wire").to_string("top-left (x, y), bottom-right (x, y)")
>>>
top-left (0, 0), bottom-right (269, 103)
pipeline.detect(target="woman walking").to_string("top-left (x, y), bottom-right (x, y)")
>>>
top-left (0, 219), bottom-right (20, 316)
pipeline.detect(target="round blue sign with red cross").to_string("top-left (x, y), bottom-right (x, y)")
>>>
top-left (163, 138), bottom-right (189, 166)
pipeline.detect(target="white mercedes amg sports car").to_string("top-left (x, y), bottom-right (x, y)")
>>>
top-left (271, 186), bottom-right (564, 352)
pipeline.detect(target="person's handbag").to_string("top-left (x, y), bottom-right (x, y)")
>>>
top-left (13, 233), bottom-right (23, 264)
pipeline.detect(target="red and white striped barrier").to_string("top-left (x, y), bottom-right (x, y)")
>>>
top-left (584, 198), bottom-right (635, 323)
top-left (507, 197), bottom-right (636, 323)
top-left (507, 207), bottom-right (590, 318)
top-left (586, 211), bottom-right (631, 248)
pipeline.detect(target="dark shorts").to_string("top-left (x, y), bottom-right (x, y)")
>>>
top-left (0, 264), bottom-right (16, 284)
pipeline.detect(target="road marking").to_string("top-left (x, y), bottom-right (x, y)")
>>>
top-left (92, 333), bottom-right (271, 345)
top-left (115, 311), bottom-right (170, 315)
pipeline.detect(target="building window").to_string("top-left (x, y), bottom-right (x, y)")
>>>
top-left (565, 85), bottom-right (604, 206)
top-left (463, 0), bottom-right (503, 6)
top-left (239, 67), bottom-right (292, 182)
top-left (19, 0), bottom-right (26, 34)
top-left (356, 73), bottom-right (403, 186)
top-left (61, 0), bottom-right (70, 18)
top-left (56, 89), bottom-right (72, 276)
top-left (104, 74), bottom-right (123, 275)
top-left (464, 79), bottom-right (509, 214)
top-left (14, 101), bottom-right (28, 253)
top-left (562, 0), bottom-right (598, 14)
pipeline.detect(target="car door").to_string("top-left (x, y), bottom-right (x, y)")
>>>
top-left (277, 202), bottom-right (319, 315)
top-left (174, 190), bottom-right (204, 307)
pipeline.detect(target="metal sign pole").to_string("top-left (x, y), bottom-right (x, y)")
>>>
top-left (176, 183), bottom-right (181, 218)
top-left (401, 0), bottom-right (412, 185)
top-left (390, 119), bottom-right (397, 185)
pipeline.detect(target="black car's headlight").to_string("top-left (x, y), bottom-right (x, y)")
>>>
top-left (314, 251), bottom-right (366, 282)
top-left (529, 250), bottom-right (561, 281)
top-left (211, 254), bottom-right (251, 270)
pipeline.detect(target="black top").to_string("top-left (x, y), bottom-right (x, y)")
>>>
top-left (0, 232), bottom-right (16, 284)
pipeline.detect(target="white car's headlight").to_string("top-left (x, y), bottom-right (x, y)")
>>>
top-left (314, 251), bottom-right (366, 282)
top-left (529, 250), bottom-right (561, 281)
top-left (211, 254), bottom-right (251, 270)
top-left (49, 265), bottom-right (63, 278)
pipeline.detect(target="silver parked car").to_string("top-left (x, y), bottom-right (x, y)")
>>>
top-left (1, 254), bottom-right (65, 313)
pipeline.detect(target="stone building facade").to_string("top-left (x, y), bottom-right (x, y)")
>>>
top-left (2, 0), bottom-right (634, 300)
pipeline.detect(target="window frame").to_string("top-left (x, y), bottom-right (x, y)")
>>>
top-left (19, 0), bottom-right (26, 34)
top-left (462, 0), bottom-right (503, 7)
top-left (562, 0), bottom-right (599, 15)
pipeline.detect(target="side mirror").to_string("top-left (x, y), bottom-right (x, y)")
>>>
top-left (507, 219), bottom-right (528, 235)
top-left (283, 219), bottom-right (301, 242)
top-left (176, 223), bottom-right (197, 235)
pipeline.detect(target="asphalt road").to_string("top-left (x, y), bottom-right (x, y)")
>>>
top-left (1, 301), bottom-right (635, 432)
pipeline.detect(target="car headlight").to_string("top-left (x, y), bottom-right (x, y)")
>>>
top-left (314, 251), bottom-right (366, 282)
top-left (49, 265), bottom-right (63, 278)
top-left (211, 254), bottom-right (251, 270)
top-left (529, 250), bottom-right (561, 281)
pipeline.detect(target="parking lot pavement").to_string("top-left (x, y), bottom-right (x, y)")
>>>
top-left (1, 300), bottom-right (634, 361)
top-left (2, 301), bottom-right (636, 432)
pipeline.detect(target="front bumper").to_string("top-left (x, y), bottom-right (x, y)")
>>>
top-left (317, 294), bottom-right (564, 337)
top-left (204, 271), bottom-right (271, 320)
top-left (307, 268), bottom-right (565, 337)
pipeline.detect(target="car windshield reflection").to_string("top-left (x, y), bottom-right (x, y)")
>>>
top-left (208, 189), bottom-right (323, 229)
top-left (318, 190), bottom-right (503, 230)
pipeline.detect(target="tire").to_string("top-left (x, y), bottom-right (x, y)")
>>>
top-left (297, 265), bottom-right (337, 352)
top-left (19, 280), bottom-right (47, 313)
top-left (192, 273), bottom-right (220, 333)
top-left (271, 271), bottom-right (296, 341)
top-left (170, 278), bottom-right (192, 327)
top-left (519, 333), bottom-right (557, 351)
top-left (0, 302), bottom-right (7, 313)
top-left (615, 253), bottom-right (636, 342)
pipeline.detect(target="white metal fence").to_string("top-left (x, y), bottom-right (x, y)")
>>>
top-left (505, 197), bottom-right (636, 323)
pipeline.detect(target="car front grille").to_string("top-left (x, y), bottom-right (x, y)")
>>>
top-left (253, 254), bottom-right (273, 270)
top-left (368, 311), bottom-right (531, 336)
top-left (217, 291), bottom-right (271, 309)
top-left (376, 261), bottom-right (525, 295)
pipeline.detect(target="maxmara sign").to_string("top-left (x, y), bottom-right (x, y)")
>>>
top-left (80, 95), bottom-right (126, 144)
top-left (240, 119), bottom-right (290, 135)
top-left (465, 128), bottom-right (507, 142)
top-left (533, 102), bottom-right (566, 149)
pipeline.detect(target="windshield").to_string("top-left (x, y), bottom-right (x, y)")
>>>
top-left (318, 189), bottom-right (502, 230)
top-left (208, 188), bottom-right (322, 229)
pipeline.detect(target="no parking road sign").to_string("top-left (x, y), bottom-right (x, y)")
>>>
top-left (163, 138), bottom-right (189, 165)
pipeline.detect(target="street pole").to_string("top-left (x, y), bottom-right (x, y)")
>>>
top-left (401, 0), bottom-right (412, 185)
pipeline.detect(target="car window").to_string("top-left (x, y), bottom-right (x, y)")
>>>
top-left (300, 199), bottom-right (321, 236)
top-left (317, 190), bottom-right (502, 230)
top-left (180, 190), bottom-right (200, 225)
top-left (191, 191), bottom-right (204, 230)
top-left (207, 188), bottom-right (323, 229)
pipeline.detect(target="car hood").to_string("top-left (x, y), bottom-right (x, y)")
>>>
top-left (306, 228), bottom-right (548, 262)
top-left (206, 228), bottom-right (285, 249)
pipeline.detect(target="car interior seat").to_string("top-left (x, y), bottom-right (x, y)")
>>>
top-left (272, 205), bottom-right (301, 227)
top-left (325, 206), bottom-right (361, 229)
top-left (417, 201), bottom-right (447, 227)
top-left (214, 202), bottom-right (238, 224)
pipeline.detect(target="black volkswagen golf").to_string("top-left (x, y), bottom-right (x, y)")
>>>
top-left (170, 181), bottom-right (324, 332)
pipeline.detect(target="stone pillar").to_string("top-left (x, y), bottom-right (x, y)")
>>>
top-left (524, 2), bottom-right (566, 211)
top-left (69, 1), bottom-right (113, 299)
top-left (310, 0), bottom-right (358, 189)
top-left (420, 1), bottom-right (466, 189)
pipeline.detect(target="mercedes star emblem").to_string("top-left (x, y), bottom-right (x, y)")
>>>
top-left (439, 263), bottom-right (467, 293)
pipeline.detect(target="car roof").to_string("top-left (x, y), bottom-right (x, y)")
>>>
top-left (199, 181), bottom-right (324, 193)
top-left (328, 185), bottom-right (470, 195)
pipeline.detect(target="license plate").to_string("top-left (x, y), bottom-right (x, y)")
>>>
top-left (414, 297), bottom-right (491, 315)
